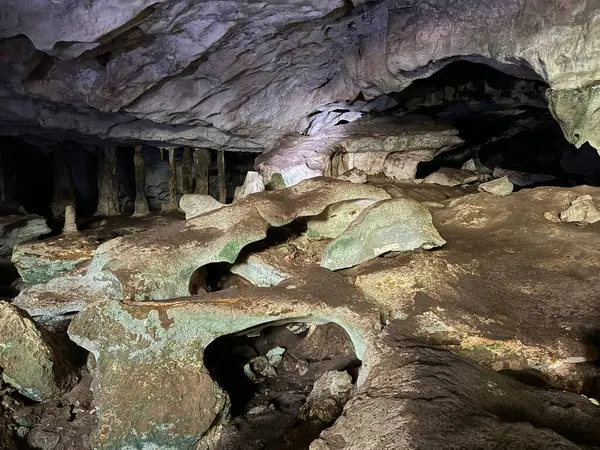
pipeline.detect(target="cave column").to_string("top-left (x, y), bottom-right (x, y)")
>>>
top-left (62, 205), bottom-right (78, 234)
top-left (193, 148), bottom-right (211, 195)
top-left (51, 147), bottom-right (77, 219)
top-left (132, 145), bottom-right (150, 217)
top-left (182, 147), bottom-right (192, 194)
top-left (95, 145), bottom-right (121, 216)
top-left (162, 148), bottom-right (179, 211)
top-left (0, 151), bottom-right (5, 204)
top-left (217, 150), bottom-right (226, 204)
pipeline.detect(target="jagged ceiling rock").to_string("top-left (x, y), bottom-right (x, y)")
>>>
top-left (1, 1), bottom-right (599, 151)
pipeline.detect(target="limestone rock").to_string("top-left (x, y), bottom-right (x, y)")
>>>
top-left (0, 215), bottom-right (50, 258)
top-left (256, 117), bottom-right (463, 187)
top-left (67, 268), bottom-right (380, 450)
top-left (346, 186), bottom-right (600, 390)
top-left (179, 193), bottom-right (223, 220)
top-left (306, 199), bottom-right (380, 240)
top-left (234, 171), bottom-right (265, 201)
top-left (559, 194), bottom-right (600, 223)
top-left (336, 168), bottom-right (367, 184)
top-left (0, 302), bottom-right (76, 401)
top-left (478, 176), bottom-right (514, 196)
top-left (299, 370), bottom-right (352, 424)
top-left (422, 167), bottom-right (479, 187)
top-left (12, 234), bottom-right (97, 285)
top-left (321, 198), bottom-right (445, 271)
top-left (312, 322), bottom-right (600, 450)
top-left (493, 167), bottom-right (555, 186)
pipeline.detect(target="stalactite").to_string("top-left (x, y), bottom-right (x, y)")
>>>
top-left (95, 146), bottom-right (121, 216)
top-left (162, 148), bottom-right (179, 211)
top-left (193, 148), bottom-right (210, 195)
top-left (51, 148), bottom-right (76, 219)
top-left (217, 150), bottom-right (226, 203)
top-left (132, 145), bottom-right (150, 217)
top-left (182, 147), bottom-right (192, 195)
top-left (62, 204), bottom-right (78, 234)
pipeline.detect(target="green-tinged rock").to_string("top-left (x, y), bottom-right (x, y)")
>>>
top-left (67, 268), bottom-right (380, 450)
top-left (478, 176), bottom-right (514, 196)
top-left (0, 302), bottom-right (76, 401)
top-left (0, 215), bottom-right (50, 258)
top-left (321, 198), bottom-right (445, 270)
top-left (12, 234), bottom-right (96, 285)
top-left (306, 199), bottom-right (380, 240)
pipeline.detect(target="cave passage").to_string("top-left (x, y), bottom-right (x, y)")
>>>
top-left (204, 321), bottom-right (361, 449)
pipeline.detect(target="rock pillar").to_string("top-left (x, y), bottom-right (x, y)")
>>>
top-left (133, 145), bottom-right (150, 217)
top-left (182, 147), bottom-right (193, 195)
top-left (193, 149), bottom-right (210, 195)
top-left (62, 205), bottom-right (78, 234)
top-left (95, 146), bottom-right (120, 216)
top-left (217, 150), bottom-right (226, 204)
top-left (162, 148), bottom-right (179, 211)
top-left (51, 148), bottom-right (76, 219)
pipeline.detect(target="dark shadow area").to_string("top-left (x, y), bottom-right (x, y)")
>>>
top-left (204, 321), bottom-right (360, 449)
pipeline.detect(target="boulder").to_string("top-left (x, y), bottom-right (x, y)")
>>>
top-left (493, 167), bottom-right (555, 186)
top-left (299, 370), bottom-right (353, 424)
top-left (0, 302), bottom-right (76, 401)
top-left (11, 234), bottom-right (97, 285)
top-left (0, 215), bottom-right (50, 258)
top-left (321, 198), bottom-right (445, 271)
top-left (179, 193), bottom-right (223, 219)
top-left (312, 321), bottom-right (600, 450)
top-left (306, 199), bottom-right (380, 240)
top-left (234, 171), bottom-right (265, 201)
top-left (346, 186), bottom-right (600, 390)
top-left (478, 176), bottom-right (514, 196)
top-left (559, 194), bottom-right (600, 223)
top-left (422, 167), bottom-right (479, 186)
top-left (336, 168), bottom-right (367, 184)
top-left (67, 268), bottom-right (380, 450)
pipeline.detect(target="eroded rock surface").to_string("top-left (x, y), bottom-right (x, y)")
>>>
top-left (0, 215), bottom-right (50, 258)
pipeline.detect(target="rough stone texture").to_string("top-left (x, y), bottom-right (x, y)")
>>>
top-left (306, 199), bottom-right (380, 240)
top-left (62, 205), bottom-right (78, 234)
top-left (312, 321), bottom-right (600, 450)
top-left (336, 168), bottom-right (367, 184)
top-left (0, 215), bottom-right (50, 258)
top-left (493, 167), bottom-right (556, 186)
top-left (346, 186), bottom-right (600, 391)
top-left (179, 193), bottom-right (223, 220)
top-left (321, 198), bottom-right (445, 271)
top-left (0, 302), bottom-right (76, 402)
top-left (132, 147), bottom-right (150, 217)
top-left (11, 234), bottom-right (96, 285)
top-left (67, 268), bottom-right (380, 450)
top-left (234, 171), bottom-right (265, 201)
top-left (478, 176), bottom-right (514, 196)
top-left (95, 146), bottom-right (120, 216)
top-left (1, 1), bottom-right (600, 153)
top-left (256, 117), bottom-right (463, 187)
top-left (422, 167), bottom-right (479, 187)
top-left (299, 370), bottom-right (353, 424)
top-left (559, 194), bottom-right (600, 224)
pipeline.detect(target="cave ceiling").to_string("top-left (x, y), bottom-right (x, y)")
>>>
top-left (1, 0), bottom-right (600, 151)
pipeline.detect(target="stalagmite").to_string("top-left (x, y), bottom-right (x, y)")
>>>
top-left (162, 148), bottom-right (179, 211)
top-left (62, 205), bottom-right (78, 234)
top-left (95, 146), bottom-right (120, 216)
top-left (51, 148), bottom-right (76, 219)
top-left (217, 150), bottom-right (226, 204)
top-left (182, 147), bottom-right (192, 195)
top-left (132, 145), bottom-right (150, 217)
top-left (193, 148), bottom-right (210, 195)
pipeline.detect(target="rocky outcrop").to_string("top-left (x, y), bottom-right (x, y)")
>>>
top-left (346, 186), bottom-right (600, 390)
top-left (0, 302), bottom-right (76, 401)
top-left (0, 215), bottom-right (50, 258)
top-left (67, 268), bottom-right (380, 450)
top-left (256, 117), bottom-right (463, 187)
top-left (422, 167), bottom-right (479, 187)
top-left (312, 321), bottom-right (600, 450)
top-left (478, 176), bottom-right (514, 196)
top-left (179, 193), bottom-right (223, 220)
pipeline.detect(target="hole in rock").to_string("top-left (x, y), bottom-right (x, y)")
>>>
top-left (204, 321), bottom-right (361, 449)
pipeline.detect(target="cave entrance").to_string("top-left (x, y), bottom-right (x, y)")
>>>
top-left (204, 320), bottom-right (361, 449)
top-left (391, 61), bottom-right (600, 188)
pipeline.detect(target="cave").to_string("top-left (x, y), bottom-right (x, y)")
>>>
top-left (2, 2), bottom-right (600, 450)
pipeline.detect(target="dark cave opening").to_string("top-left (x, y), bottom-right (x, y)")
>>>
top-left (204, 320), bottom-right (361, 449)
top-left (371, 61), bottom-right (600, 188)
